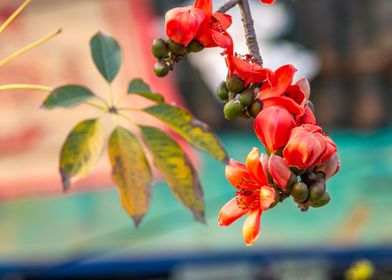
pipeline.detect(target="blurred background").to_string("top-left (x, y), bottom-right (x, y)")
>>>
top-left (0, 0), bottom-right (391, 279)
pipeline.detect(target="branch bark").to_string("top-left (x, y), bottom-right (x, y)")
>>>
top-left (216, 0), bottom-right (239, 13)
top-left (238, 0), bottom-right (263, 66)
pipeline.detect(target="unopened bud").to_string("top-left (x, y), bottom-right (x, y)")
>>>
top-left (248, 99), bottom-right (263, 118)
top-left (216, 81), bottom-right (229, 102)
top-left (187, 40), bottom-right (204, 53)
top-left (223, 99), bottom-right (243, 120)
top-left (291, 182), bottom-right (308, 203)
top-left (311, 192), bottom-right (331, 208)
top-left (309, 182), bottom-right (326, 202)
top-left (153, 62), bottom-right (169, 77)
top-left (226, 74), bottom-right (245, 93)
top-left (239, 89), bottom-right (254, 106)
top-left (152, 38), bottom-right (169, 59)
top-left (167, 39), bottom-right (187, 55)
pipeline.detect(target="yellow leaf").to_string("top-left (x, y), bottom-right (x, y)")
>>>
top-left (60, 118), bottom-right (104, 190)
top-left (109, 126), bottom-right (152, 226)
top-left (140, 126), bottom-right (205, 223)
top-left (144, 104), bottom-right (228, 162)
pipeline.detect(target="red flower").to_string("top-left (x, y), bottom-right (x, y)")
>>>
top-left (254, 106), bottom-right (296, 153)
top-left (256, 65), bottom-right (309, 116)
top-left (260, 0), bottom-right (276, 4)
top-left (218, 148), bottom-right (276, 246)
top-left (165, 6), bottom-right (205, 46)
top-left (225, 47), bottom-right (269, 86)
top-left (283, 124), bottom-right (337, 169)
top-left (165, 0), bottom-right (232, 48)
top-left (296, 105), bottom-right (317, 125)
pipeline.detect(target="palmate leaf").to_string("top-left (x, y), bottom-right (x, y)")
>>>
top-left (42, 85), bottom-right (94, 109)
top-left (109, 126), bottom-right (152, 226)
top-left (144, 104), bottom-right (228, 162)
top-left (128, 78), bottom-right (164, 103)
top-left (90, 31), bottom-right (122, 83)
top-left (60, 118), bottom-right (104, 190)
top-left (140, 126), bottom-right (205, 223)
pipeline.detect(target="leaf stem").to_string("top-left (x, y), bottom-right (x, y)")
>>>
top-left (0, 0), bottom-right (32, 35)
top-left (0, 28), bottom-right (62, 67)
top-left (216, 0), bottom-right (239, 13)
top-left (0, 84), bottom-right (52, 92)
top-left (238, 0), bottom-right (263, 65)
top-left (85, 100), bottom-right (108, 112)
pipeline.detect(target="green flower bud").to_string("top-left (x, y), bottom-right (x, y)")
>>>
top-left (239, 89), bottom-right (254, 106)
top-left (228, 92), bottom-right (237, 100)
top-left (226, 74), bottom-right (245, 93)
top-left (187, 40), bottom-right (204, 53)
top-left (151, 38), bottom-right (169, 59)
top-left (223, 99), bottom-right (243, 120)
top-left (153, 62), bottom-right (169, 77)
top-left (291, 182), bottom-right (309, 203)
top-left (216, 81), bottom-right (229, 102)
top-left (167, 39), bottom-right (187, 55)
top-left (248, 99), bottom-right (263, 118)
top-left (309, 182), bottom-right (326, 202)
top-left (311, 192), bottom-right (331, 208)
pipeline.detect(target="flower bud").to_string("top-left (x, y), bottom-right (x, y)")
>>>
top-left (291, 182), bottom-right (308, 203)
top-left (216, 81), bottom-right (229, 102)
top-left (224, 99), bottom-right (243, 120)
top-left (248, 99), bottom-right (263, 118)
top-left (165, 6), bottom-right (205, 46)
top-left (151, 38), bottom-right (169, 59)
top-left (239, 89), bottom-right (254, 106)
top-left (268, 154), bottom-right (296, 192)
top-left (187, 40), bottom-right (204, 53)
top-left (315, 153), bottom-right (341, 180)
top-left (254, 106), bottom-right (297, 152)
top-left (311, 192), bottom-right (331, 208)
top-left (153, 62), bottom-right (169, 77)
top-left (226, 74), bottom-right (245, 93)
top-left (167, 39), bottom-right (188, 55)
top-left (309, 182), bottom-right (326, 202)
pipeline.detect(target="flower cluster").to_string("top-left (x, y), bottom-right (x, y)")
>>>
top-left (155, 0), bottom-right (341, 246)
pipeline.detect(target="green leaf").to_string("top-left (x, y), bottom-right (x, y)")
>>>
top-left (140, 126), bottom-right (205, 223)
top-left (60, 118), bottom-right (104, 191)
top-left (90, 31), bottom-right (122, 83)
top-left (42, 85), bottom-right (94, 109)
top-left (109, 126), bottom-right (152, 227)
top-left (144, 104), bottom-right (228, 162)
top-left (128, 78), bottom-right (164, 103)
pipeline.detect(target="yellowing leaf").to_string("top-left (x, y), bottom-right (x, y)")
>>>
top-left (109, 126), bottom-right (152, 226)
top-left (60, 119), bottom-right (104, 190)
top-left (144, 104), bottom-right (228, 162)
top-left (140, 126), bottom-right (205, 223)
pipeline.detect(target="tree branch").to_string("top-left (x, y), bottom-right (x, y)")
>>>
top-left (238, 0), bottom-right (263, 65)
top-left (216, 0), bottom-right (239, 13)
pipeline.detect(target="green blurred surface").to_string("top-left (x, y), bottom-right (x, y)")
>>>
top-left (0, 129), bottom-right (392, 261)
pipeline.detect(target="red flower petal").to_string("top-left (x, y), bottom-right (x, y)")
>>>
top-left (242, 209), bottom-right (262, 246)
top-left (254, 106), bottom-right (297, 152)
top-left (259, 65), bottom-right (296, 100)
top-left (260, 0), bottom-right (276, 4)
top-left (218, 197), bottom-right (249, 226)
top-left (268, 155), bottom-right (291, 191)
top-left (259, 186), bottom-right (276, 210)
top-left (194, 0), bottom-right (212, 16)
top-left (246, 147), bottom-right (268, 185)
top-left (225, 159), bottom-right (252, 189)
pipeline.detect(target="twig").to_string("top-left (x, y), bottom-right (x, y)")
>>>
top-left (0, 28), bottom-right (62, 67)
top-left (216, 0), bottom-right (238, 13)
top-left (238, 0), bottom-right (263, 65)
top-left (0, 0), bottom-right (32, 35)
